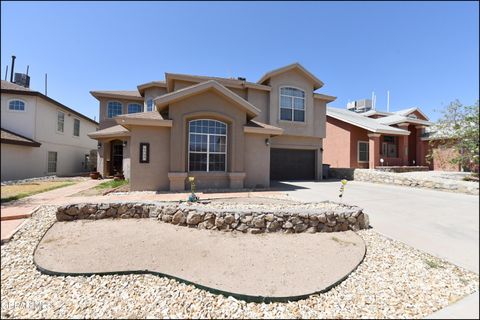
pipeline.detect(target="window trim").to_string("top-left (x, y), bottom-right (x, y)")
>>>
top-left (47, 151), bottom-right (58, 174)
top-left (278, 86), bottom-right (306, 123)
top-left (56, 110), bottom-right (65, 134)
top-left (139, 143), bottom-right (150, 163)
top-left (107, 101), bottom-right (123, 118)
top-left (127, 103), bottom-right (143, 114)
top-left (357, 140), bottom-right (369, 163)
top-left (73, 118), bottom-right (80, 137)
top-left (7, 99), bottom-right (27, 112)
top-left (187, 119), bottom-right (228, 173)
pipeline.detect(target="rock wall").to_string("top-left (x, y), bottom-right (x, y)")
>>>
top-left (353, 169), bottom-right (479, 195)
top-left (56, 202), bottom-right (370, 234)
top-left (328, 168), bottom-right (355, 180)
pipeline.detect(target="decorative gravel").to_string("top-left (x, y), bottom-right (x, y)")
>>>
top-left (1, 206), bottom-right (478, 319)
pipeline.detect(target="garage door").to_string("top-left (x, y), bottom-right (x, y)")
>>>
top-left (270, 148), bottom-right (315, 181)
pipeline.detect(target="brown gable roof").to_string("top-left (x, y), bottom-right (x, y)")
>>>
top-left (165, 73), bottom-right (271, 92)
top-left (1, 128), bottom-right (41, 147)
top-left (115, 111), bottom-right (165, 120)
top-left (154, 80), bottom-right (261, 118)
top-left (2, 81), bottom-right (98, 125)
top-left (1, 80), bottom-right (31, 91)
top-left (90, 90), bottom-right (143, 101)
top-left (257, 63), bottom-right (324, 89)
top-left (87, 125), bottom-right (130, 139)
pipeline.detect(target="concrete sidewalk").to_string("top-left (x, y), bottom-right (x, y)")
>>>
top-left (1, 179), bottom-right (105, 242)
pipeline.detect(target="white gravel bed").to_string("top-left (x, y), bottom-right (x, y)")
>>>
top-left (1, 206), bottom-right (478, 319)
top-left (397, 171), bottom-right (476, 184)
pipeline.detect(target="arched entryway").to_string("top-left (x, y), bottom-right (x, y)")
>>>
top-left (110, 139), bottom-right (123, 176)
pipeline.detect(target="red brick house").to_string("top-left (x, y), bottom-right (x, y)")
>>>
top-left (323, 101), bottom-right (432, 169)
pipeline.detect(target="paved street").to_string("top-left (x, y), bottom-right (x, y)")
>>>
top-left (277, 180), bottom-right (479, 319)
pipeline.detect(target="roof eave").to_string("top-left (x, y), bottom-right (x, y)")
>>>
top-left (154, 80), bottom-right (261, 118)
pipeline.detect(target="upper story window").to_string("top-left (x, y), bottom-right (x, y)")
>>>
top-left (128, 103), bottom-right (143, 114)
top-left (280, 87), bottom-right (305, 122)
top-left (188, 119), bottom-right (227, 172)
top-left (9, 99), bottom-right (25, 112)
top-left (107, 101), bottom-right (123, 118)
top-left (407, 114), bottom-right (418, 119)
top-left (73, 119), bottom-right (80, 137)
top-left (146, 99), bottom-right (154, 112)
top-left (57, 111), bottom-right (65, 133)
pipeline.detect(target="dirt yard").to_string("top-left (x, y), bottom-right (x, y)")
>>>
top-left (1, 180), bottom-right (79, 203)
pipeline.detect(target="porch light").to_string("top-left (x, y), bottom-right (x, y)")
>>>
top-left (123, 141), bottom-right (128, 148)
top-left (380, 158), bottom-right (384, 165)
top-left (97, 142), bottom-right (102, 150)
top-left (265, 138), bottom-right (270, 146)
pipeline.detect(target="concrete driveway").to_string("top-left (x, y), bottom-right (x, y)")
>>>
top-left (277, 180), bottom-right (479, 273)
top-left (276, 180), bottom-right (479, 318)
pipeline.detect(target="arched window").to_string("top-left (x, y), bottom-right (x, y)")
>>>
top-left (146, 98), bottom-right (154, 112)
top-left (128, 103), bottom-right (143, 114)
top-left (9, 99), bottom-right (25, 111)
top-left (188, 119), bottom-right (227, 172)
top-left (280, 87), bottom-right (305, 122)
top-left (107, 101), bottom-right (123, 118)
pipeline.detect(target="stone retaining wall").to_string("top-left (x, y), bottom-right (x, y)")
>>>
top-left (56, 202), bottom-right (370, 233)
top-left (327, 168), bottom-right (355, 180)
top-left (353, 169), bottom-right (479, 195)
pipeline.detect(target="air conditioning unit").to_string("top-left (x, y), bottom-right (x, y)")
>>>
top-left (14, 73), bottom-right (30, 88)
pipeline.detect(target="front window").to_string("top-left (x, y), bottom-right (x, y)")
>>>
top-left (188, 119), bottom-right (227, 172)
top-left (358, 141), bottom-right (369, 162)
top-left (280, 87), bottom-right (305, 122)
top-left (57, 111), bottom-right (65, 132)
top-left (382, 136), bottom-right (397, 157)
top-left (128, 103), bottom-right (143, 114)
top-left (107, 101), bottom-right (123, 118)
top-left (146, 99), bottom-right (154, 112)
top-left (73, 119), bottom-right (80, 136)
top-left (47, 151), bottom-right (57, 173)
top-left (9, 100), bottom-right (25, 111)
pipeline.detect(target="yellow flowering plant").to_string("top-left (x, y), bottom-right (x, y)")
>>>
top-left (187, 176), bottom-right (199, 202)
top-left (338, 179), bottom-right (347, 200)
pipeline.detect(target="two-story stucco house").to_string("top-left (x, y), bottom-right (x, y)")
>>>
top-left (88, 63), bottom-right (336, 191)
top-left (1, 80), bottom-right (99, 181)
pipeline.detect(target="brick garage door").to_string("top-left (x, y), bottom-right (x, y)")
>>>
top-left (270, 148), bottom-right (315, 181)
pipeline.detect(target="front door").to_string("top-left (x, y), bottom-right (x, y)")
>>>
top-left (110, 140), bottom-right (123, 175)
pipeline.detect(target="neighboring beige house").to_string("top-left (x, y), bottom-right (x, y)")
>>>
top-left (1, 80), bottom-right (99, 181)
top-left (88, 63), bottom-right (336, 191)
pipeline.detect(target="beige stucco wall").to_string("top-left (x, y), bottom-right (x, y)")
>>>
top-left (1, 141), bottom-right (93, 181)
top-left (1, 92), bottom-right (98, 181)
top-left (1, 93), bottom-right (36, 138)
top-left (247, 88), bottom-right (269, 123)
top-left (98, 97), bottom-right (144, 129)
top-left (168, 90), bottom-right (247, 174)
top-left (267, 69), bottom-right (318, 137)
top-left (244, 133), bottom-right (270, 188)
top-left (129, 126), bottom-right (170, 191)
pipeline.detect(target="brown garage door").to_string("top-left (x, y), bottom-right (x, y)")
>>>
top-left (270, 148), bottom-right (315, 181)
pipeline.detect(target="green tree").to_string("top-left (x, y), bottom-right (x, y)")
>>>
top-left (428, 100), bottom-right (479, 172)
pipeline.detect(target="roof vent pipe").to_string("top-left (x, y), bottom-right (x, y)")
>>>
top-left (10, 55), bottom-right (16, 82)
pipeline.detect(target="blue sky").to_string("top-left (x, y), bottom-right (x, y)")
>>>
top-left (1, 1), bottom-right (478, 121)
